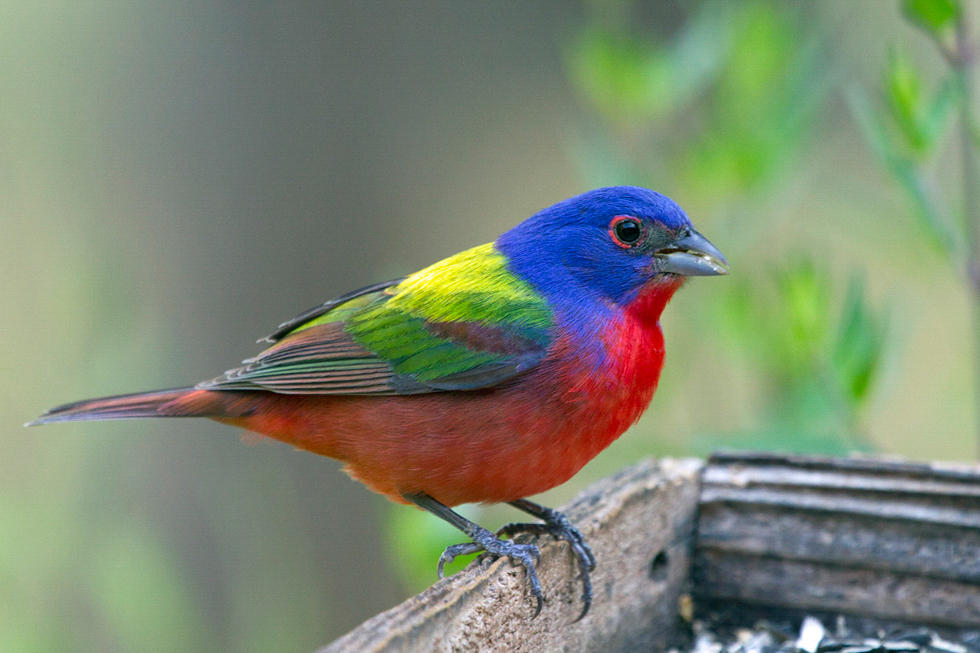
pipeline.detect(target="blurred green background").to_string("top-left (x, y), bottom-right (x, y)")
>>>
top-left (3, 1), bottom-right (978, 651)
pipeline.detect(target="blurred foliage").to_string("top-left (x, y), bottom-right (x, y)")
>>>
top-left (715, 262), bottom-right (887, 454)
top-left (848, 55), bottom-right (960, 254)
top-left (903, 0), bottom-right (961, 34)
top-left (567, 1), bottom-right (832, 200)
top-left (850, 0), bottom-right (977, 264)
top-left (850, 0), bottom-right (980, 453)
top-left (903, 0), bottom-right (962, 52)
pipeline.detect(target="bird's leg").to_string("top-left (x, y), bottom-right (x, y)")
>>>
top-left (402, 492), bottom-right (544, 617)
top-left (498, 498), bottom-right (595, 620)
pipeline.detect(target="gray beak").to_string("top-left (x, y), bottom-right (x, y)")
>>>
top-left (656, 229), bottom-right (729, 276)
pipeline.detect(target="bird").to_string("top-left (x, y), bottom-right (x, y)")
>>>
top-left (28, 186), bottom-right (727, 618)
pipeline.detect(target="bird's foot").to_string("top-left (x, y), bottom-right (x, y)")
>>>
top-left (498, 508), bottom-right (595, 620)
top-left (437, 526), bottom-right (544, 617)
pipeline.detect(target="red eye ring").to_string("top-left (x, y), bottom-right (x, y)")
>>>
top-left (609, 216), bottom-right (643, 248)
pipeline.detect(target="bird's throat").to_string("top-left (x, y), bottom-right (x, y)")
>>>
top-left (627, 277), bottom-right (684, 325)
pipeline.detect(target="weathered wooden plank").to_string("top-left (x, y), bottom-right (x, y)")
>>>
top-left (694, 452), bottom-right (980, 628)
top-left (696, 551), bottom-right (980, 626)
top-left (321, 458), bottom-right (704, 653)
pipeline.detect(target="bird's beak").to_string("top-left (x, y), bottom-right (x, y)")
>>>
top-left (655, 229), bottom-right (729, 276)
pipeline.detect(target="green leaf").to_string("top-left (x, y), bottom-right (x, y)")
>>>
top-left (901, 0), bottom-right (960, 35)
top-left (832, 275), bottom-right (887, 407)
top-left (885, 49), bottom-right (928, 154)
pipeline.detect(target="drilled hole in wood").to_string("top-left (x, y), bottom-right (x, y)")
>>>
top-left (650, 550), bottom-right (668, 581)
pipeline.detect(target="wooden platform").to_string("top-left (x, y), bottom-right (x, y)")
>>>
top-left (320, 453), bottom-right (980, 652)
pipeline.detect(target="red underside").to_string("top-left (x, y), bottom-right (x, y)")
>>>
top-left (197, 280), bottom-right (681, 506)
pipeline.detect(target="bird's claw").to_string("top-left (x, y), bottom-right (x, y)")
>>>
top-left (437, 527), bottom-right (544, 617)
top-left (436, 541), bottom-right (482, 579)
top-left (498, 509), bottom-right (595, 621)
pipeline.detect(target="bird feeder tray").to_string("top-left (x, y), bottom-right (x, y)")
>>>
top-left (321, 452), bottom-right (980, 652)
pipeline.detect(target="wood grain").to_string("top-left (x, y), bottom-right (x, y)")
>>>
top-left (320, 458), bottom-right (704, 653)
top-left (694, 452), bottom-right (980, 627)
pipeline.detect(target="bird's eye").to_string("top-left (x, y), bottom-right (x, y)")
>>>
top-left (609, 216), bottom-right (643, 248)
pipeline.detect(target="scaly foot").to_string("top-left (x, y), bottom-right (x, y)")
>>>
top-left (499, 504), bottom-right (595, 620)
top-left (438, 525), bottom-right (544, 617)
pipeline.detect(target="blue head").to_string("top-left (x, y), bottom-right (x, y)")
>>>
top-left (496, 186), bottom-right (727, 310)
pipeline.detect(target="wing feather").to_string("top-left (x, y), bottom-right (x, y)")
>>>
top-left (260, 278), bottom-right (403, 343)
top-left (201, 243), bottom-right (554, 396)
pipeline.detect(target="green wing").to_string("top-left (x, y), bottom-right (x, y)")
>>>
top-left (199, 243), bottom-right (554, 395)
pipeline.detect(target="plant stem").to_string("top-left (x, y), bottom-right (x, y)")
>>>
top-left (954, 11), bottom-right (980, 458)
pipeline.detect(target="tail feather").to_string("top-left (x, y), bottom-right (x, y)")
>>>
top-left (28, 387), bottom-right (201, 426)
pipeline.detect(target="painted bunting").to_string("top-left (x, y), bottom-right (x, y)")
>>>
top-left (29, 186), bottom-right (727, 617)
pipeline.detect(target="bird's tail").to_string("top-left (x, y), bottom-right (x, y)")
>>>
top-left (26, 387), bottom-right (242, 426)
